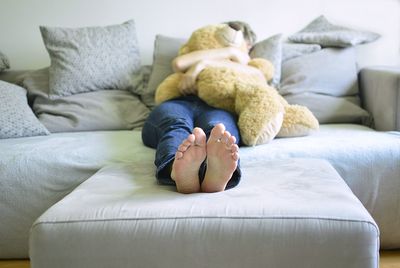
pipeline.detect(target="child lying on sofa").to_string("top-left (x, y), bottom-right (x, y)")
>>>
top-left (142, 21), bottom-right (259, 194)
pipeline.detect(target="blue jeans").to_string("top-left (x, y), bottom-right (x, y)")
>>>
top-left (142, 95), bottom-right (241, 190)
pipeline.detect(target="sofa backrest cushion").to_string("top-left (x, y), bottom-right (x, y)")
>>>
top-left (40, 20), bottom-right (141, 99)
top-left (280, 47), bottom-right (371, 124)
top-left (22, 68), bottom-right (150, 133)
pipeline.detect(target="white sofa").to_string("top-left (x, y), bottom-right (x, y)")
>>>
top-left (0, 0), bottom-right (399, 264)
top-left (0, 66), bottom-right (399, 263)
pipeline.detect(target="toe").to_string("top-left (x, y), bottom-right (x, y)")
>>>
top-left (193, 127), bottom-right (206, 146)
top-left (210, 123), bottom-right (225, 141)
top-left (222, 131), bottom-right (231, 144)
top-left (231, 144), bottom-right (239, 153)
top-left (175, 151), bottom-right (184, 159)
top-left (232, 152), bottom-right (239, 161)
top-left (227, 135), bottom-right (237, 147)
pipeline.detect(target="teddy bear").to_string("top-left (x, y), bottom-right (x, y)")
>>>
top-left (155, 23), bottom-right (319, 146)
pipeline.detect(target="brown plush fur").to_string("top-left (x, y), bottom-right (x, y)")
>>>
top-left (155, 24), bottom-right (319, 145)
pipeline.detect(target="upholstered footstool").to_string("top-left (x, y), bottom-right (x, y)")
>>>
top-left (30, 158), bottom-right (379, 268)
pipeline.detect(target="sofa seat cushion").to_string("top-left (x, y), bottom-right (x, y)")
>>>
top-left (30, 159), bottom-right (378, 268)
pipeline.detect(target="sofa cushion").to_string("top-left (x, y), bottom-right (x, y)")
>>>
top-left (0, 80), bottom-right (49, 139)
top-left (280, 47), bottom-right (370, 124)
top-left (22, 68), bottom-right (150, 133)
top-left (40, 20), bottom-right (141, 98)
top-left (30, 159), bottom-right (378, 268)
top-left (288, 15), bottom-right (380, 47)
top-left (249, 33), bottom-right (283, 87)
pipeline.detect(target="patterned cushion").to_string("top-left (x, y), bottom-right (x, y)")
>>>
top-left (288, 15), bottom-right (380, 47)
top-left (40, 20), bottom-right (141, 98)
top-left (250, 34), bottom-right (283, 87)
top-left (0, 51), bottom-right (10, 72)
top-left (0, 81), bottom-right (49, 139)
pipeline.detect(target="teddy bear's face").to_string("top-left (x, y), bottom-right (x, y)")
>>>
top-left (179, 24), bottom-right (248, 55)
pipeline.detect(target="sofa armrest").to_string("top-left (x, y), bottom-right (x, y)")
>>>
top-left (359, 66), bottom-right (400, 131)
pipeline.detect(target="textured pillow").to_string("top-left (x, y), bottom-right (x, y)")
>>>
top-left (40, 20), bottom-right (141, 98)
top-left (0, 51), bottom-right (10, 72)
top-left (280, 47), bottom-right (371, 124)
top-left (288, 15), bottom-right (380, 47)
top-left (0, 81), bottom-right (49, 139)
top-left (282, 43), bottom-right (321, 62)
top-left (144, 35), bottom-right (186, 108)
top-left (22, 68), bottom-right (150, 133)
top-left (250, 34), bottom-right (283, 87)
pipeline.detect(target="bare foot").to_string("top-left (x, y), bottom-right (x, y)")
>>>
top-left (201, 123), bottom-right (239, 193)
top-left (171, 127), bottom-right (207, 194)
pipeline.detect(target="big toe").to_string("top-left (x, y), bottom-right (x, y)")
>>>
top-left (193, 127), bottom-right (206, 146)
top-left (209, 123), bottom-right (226, 141)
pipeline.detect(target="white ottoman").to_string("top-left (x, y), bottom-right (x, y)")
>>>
top-left (30, 158), bottom-right (379, 268)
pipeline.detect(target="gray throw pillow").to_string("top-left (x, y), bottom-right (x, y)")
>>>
top-left (0, 51), bottom-right (10, 72)
top-left (288, 15), bottom-right (380, 47)
top-left (282, 43), bottom-right (321, 62)
top-left (40, 20), bottom-right (141, 98)
top-left (280, 47), bottom-right (371, 124)
top-left (0, 81), bottom-right (49, 139)
top-left (144, 35), bottom-right (186, 108)
top-left (22, 68), bottom-right (150, 133)
top-left (250, 34), bottom-right (283, 87)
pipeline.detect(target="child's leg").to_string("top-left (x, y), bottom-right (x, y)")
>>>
top-left (141, 98), bottom-right (206, 193)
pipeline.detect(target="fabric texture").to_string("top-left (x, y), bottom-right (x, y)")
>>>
top-left (280, 47), bottom-right (370, 124)
top-left (144, 35), bottom-right (186, 108)
top-left (250, 34), bottom-right (283, 87)
top-left (40, 20), bottom-right (141, 98)
top-left (0, 80), bottom-right (49, 139)
top-left (22, 68), bottom-right (150, 133)
top-left (0, 51), bottom-right (10, 72)
top-left (282, 43), bottom-right (321, 62)
top-left (288, 15), bottom-right (380, 47)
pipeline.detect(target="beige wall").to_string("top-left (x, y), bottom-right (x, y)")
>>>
top-left (0, 0), bottom-right (399, 70)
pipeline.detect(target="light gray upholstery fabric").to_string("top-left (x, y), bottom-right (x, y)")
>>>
top-left (250, 34), bottom-right (283, 87)
top-left (282, 43), bottom-right (321, 62)
top-left (360, 66), bottom-right (400, 131)
top-left (22, 68), bottom-right (150, 132)
top-left (280, 47), bottom-right (371, 124)
top-left (144, 35), bottom-right (185, 108)
top-left (288, 15), bottom-right (380, 47)
top-left (0, 51), bottom-right (10, 72)
top-left (1, 125), bottom-right (400, 258)
top-left (0, 81), bottom-right (49, 139)
top-left (30, 159), bottom-right (378, 268)
top-left (40, 20), bottom-right (141, 98)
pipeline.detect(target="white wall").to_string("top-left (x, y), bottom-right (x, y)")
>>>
top-left (0, 0), bottom-right (399, 70)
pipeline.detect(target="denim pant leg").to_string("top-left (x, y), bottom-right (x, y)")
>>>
top-left (142, 99), bottom-right (195, 185)
top-left (194, 100), bottom-right (242, 190)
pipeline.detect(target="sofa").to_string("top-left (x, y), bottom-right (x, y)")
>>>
top-left (0, 15), bottom-right (399, 267)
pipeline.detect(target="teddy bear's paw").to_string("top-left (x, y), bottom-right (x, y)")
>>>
top-left (155, 73), bottom-right (183, 105)
top-left (277, 105), bottom-right (319, 138)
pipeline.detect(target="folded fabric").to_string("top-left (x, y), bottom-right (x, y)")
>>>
top-left (288, 15), bottom-right (380, 47)
top-left (0, 80), bottom-right (49, 139)
top-left (40, 20), bottom-right (141, 98)
top-left (280, 47), bottom-right (371, 124)
top-left (22, 68), bottom-right (150, 133)
top-left (0, 51), bottom-right (10, 72)
top-left (282, 43), bottom-right (321, 62)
